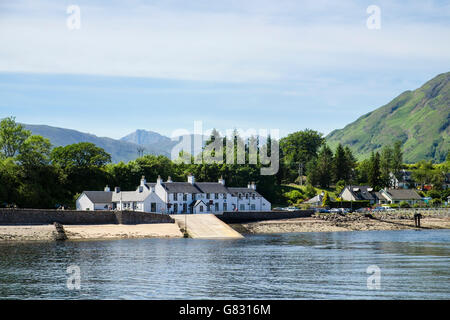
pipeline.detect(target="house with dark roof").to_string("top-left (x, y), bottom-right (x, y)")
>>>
top-left (378, 188), bottom-right (423, 205)
top-left (76, 174), bottom-right (271, 214)
top-left (76, 177), bottom-right (165, 212)
top-left (339, 186), bottom-right (380, 204)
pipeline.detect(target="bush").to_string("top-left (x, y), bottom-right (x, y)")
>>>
top-left (431, 198), bottom-right (442, 207)
top-left (304, 183), bottom-right (317, 199)
top-left (283, 189), bottom-right (304, 205)
top-left (399, 201), bottom-right (410, 208)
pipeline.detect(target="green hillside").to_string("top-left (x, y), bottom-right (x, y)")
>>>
top-left (327, 72), bottom-right (450, 163)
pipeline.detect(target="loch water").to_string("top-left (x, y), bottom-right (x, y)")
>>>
top-left (0, 229), bottom-right (449, 299)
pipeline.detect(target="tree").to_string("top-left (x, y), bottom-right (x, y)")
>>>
top-left (51, 142), bottom-right (111, 168)
top-left (333, 143), bottom-right (353, 183)
top-left (16, 135), bottom-right (52, 168)
top-left (380, 145), bottom-right (393, 188)
top-left (304, 183), bottom-right (317, 199)
top-left (391, 141), bottom-right (403, 177)
top-left (322, 191), bottom-right (331, 207)
top-left (279, 129), bottom-right (325, 182)
top-left (368, 152), bottom-right (382, 190)
top-left (316, 145), bottom-right (334, 188)
top-left (344, 146), bottom-right (357, 182)
top-left (0, 117), bottom-right (31, 158)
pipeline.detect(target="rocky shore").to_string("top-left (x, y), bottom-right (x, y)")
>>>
top-left (231, 211), bottom-right (450, 234)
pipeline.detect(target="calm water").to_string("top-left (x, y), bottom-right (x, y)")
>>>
top-left (0, 229), bottom-right (449, 299)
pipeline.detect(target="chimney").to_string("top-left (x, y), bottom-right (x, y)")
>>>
top-left (104, 185), bottom-right (110, 192)
top-left (218, 176), bottom-right (225, 185)
top-left (114, 187), bottom-right (120, 193)
top-left (251, 182), bottom-right (256, 190)
top-left (157, 175), bottom-right (162, 185)
top-left (167, 176), bottom-right (173, 183)
top-left (247, 182), bottom-right (251, 189)
top-left (138, 186), bottom-right (143, 193)
top-left (187, 173), bottom-right (195, 184)
top-left (140, 175), bottom-right (146, 186)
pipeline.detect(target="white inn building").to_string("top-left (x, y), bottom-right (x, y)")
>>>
top-left (76, 174), bottom-right (271, 214)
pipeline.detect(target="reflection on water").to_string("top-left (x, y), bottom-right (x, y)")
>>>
top-left (0, 229), bottom-right (449, 299)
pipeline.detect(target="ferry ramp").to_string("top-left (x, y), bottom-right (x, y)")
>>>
top-left (170, 214), bottom-right (243, 239)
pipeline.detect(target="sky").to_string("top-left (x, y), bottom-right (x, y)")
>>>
top-left (0, 0), bottom-right (449, 139)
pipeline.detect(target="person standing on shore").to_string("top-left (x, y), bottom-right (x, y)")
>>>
top-left (414, 212), bottom-right (422, 228)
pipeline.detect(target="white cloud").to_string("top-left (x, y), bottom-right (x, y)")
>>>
top-left (0, 0), bottom-right (449, 82)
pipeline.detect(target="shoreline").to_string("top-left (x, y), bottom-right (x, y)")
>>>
top-left (1, 212), bottom-right (449, 241)
top-left (230, 213), bottom-right (450, 234)
top-left (0, 223), bottom-right (183, 242)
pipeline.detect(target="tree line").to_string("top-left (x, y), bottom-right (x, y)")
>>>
top-left (1, 117), bottom-right (449, 209)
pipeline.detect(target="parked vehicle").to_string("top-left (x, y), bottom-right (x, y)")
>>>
top-left (286, 207), bottom-right (298, 212)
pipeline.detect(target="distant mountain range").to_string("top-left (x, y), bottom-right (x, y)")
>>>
top-left (327, 72), bottom-right (450, 163)
top-left (23, 125), bottom-right (205, 163)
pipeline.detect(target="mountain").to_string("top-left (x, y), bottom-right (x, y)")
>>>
top-left (23, 124), bottom-right (167, 163)
top-left (120, 129), bottom-right (177, 156)
top-left (121, 129), bottom-right (206, 158)
top-left (326, 72), bottom-right (450, 163)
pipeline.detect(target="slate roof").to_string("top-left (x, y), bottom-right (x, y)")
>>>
top-left (111, 191), bottom-right (150, 202)
top-left (194, 182), bottom-right (229, 193)
top-left (382, 189), bottom-right (422, 200)
top-left (344, 185), bottom-right (376, 201)
top-left (83, 191), bottom-right (113, 203)
top-left (227, 187), bottom-right (261, 197)
top-left (160, 182), bottom-right (201, 194)
top-left (374, 192), bottom-right (384, 201)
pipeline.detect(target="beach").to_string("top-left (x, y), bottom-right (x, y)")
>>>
top-left (231, 212), bottom-right (450, 234)
top-left (0, 223), bottom-right (183, 241)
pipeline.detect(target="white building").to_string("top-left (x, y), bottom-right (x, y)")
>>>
top-left (76, 174), bottom-right (271, 214)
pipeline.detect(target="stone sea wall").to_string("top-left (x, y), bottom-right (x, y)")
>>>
top-left (0, 208), bottom-right (174, 225)
top-left (218, 210), bottom-right (314, 223)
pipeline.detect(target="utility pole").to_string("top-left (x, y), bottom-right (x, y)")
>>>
top-left (298, 163), bottom-right (304, 186)
top-left (137, 146), bottom-right (145, 158)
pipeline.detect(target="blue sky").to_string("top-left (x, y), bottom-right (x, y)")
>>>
top-left (0, 0), bottom-right (449, 139)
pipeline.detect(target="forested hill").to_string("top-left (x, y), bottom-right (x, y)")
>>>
top-left (326, 72), bottom-right (450, 163)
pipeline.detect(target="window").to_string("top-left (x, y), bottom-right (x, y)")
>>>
top-left (151, 203), bottom-right (156, 212)
top-left (215, 193), bottom-right (219, 199)
top-left (183, 203), bottom-right (187, 213)
top-left (174, 203), bottom-right (178, 213)
top-left (199, 206), bottom-right (203, 212)
top-left (206, 193), bottom-right (210, 199)
top-left (215, 203), bottom-right (219, 211)
top-left (252, 193), bottom-right (255, 199)
top-left (183, 194), bottom-right (187, 201)
top-left (246, 193), bottom-right (249, 199)
top-left (174, 193), bottom-right (178, 201)
top-left (223, 203), bottom-right (227, 211)
top-left (238, 193), bottom-right (242, 199)
top-left (251, 204), bottom-right (256, 210)
top-left (240, 204), bottom-right (245, 211)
